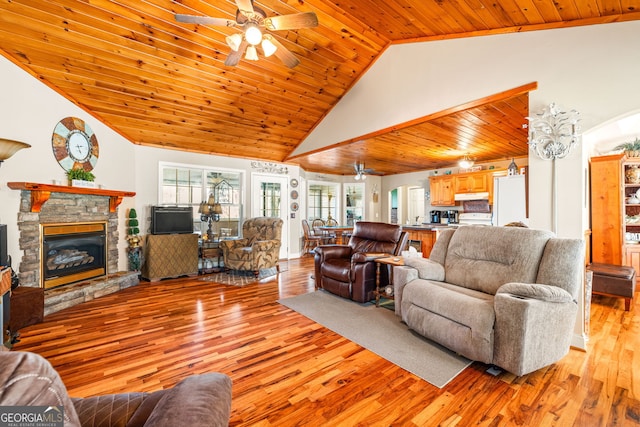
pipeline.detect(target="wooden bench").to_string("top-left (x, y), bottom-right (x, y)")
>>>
top-left (588, 263), bottom-right (636, 311)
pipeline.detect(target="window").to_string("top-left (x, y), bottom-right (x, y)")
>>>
top-left (159, 164), bottom-right (243, 237)
top-left (259, 182), bottom-right (282, 218)
top-left (161, 167), bottom-right (203, 205)
top-left (308, 183), bottom-right (339, 222)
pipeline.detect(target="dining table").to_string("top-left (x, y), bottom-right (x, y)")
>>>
top-left (318, 225), bottom-right (354, 245)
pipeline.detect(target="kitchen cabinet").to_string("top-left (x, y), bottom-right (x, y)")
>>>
top-left (430, 169), bottom-right (508, 207)
top-left (402, 227), bottom-right (438, 257)
top-left (454, 173), bottom-right (487, 193)
top-left (590, 153), bottom-right (626, 265)
top-left (429, 176), bottom-right (455, 206)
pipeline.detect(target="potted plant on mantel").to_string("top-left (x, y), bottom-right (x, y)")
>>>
top-left (66, 168), bottom-right (96, 188)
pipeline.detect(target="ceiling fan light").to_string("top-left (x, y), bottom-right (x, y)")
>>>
top-left (245, 45), bottom-right (259, 61)
top-left (262, 37), bottom-right (277, 57)
top-left (459, 154), bottom-right (475, 169)
top-left (245, 23), bottom-right (263, 45)
top-left (225, 33), bottom-right (242, 51)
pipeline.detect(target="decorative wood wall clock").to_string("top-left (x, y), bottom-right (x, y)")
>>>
top-left (52, 117), bottom-right (99, 171)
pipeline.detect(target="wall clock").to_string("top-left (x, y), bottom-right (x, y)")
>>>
top-left (52, 117), bottom-right (99, 171)
top-left (290, 190), bottom-right (299, 200)
top-left (290, 178), bottom-right (298, 188)
top-left (291, 202), bottom-right (299, 212)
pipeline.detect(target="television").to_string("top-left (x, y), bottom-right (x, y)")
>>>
top-left (151, 206), bottom-right (195, 235)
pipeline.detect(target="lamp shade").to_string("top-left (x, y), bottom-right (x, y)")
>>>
top-left (245, 45), bottom-right (259, 61)
top-left (262, 37), bottom-right (277, 57)
top-left (225, 33), bottom-right (242, 52)
top-left (212, 203), bottom-right (223, 215)
top-left (0, 138), bottom-right (31, 161)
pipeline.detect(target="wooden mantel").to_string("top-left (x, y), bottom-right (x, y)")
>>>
top-left (8, 182), bottom-right (136, 213)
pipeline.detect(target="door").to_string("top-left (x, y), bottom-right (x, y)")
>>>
top-left (252, 174), bottom-right (289, 259)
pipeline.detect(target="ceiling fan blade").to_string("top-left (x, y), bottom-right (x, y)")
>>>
top-left (225, 41), bottom-right (248, 66)
top-left (235, 0), bottom-right (255, 15)
top-left (175, 14), bottom-right (237, 27)
top-left (266, 36), bottom-right (300, 68)
top-left (264, 12), bottom-right (318, 31)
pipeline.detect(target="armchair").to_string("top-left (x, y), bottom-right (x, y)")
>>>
top-left (220, 217), bottom-right (283, 277)
top-left (314, 222), bottom-right (408, 303)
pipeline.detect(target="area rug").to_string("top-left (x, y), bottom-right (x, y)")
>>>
top-left (278, 290), bottom-right (472, 388)
top-left (200, 267), bottom-right (278, 286)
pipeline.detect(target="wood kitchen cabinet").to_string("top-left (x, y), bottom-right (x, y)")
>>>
top-left (454, 173), bottom-right (487, 193)
top-left (430, 169), bottom-right (508, 206)
top-left (403, 227), bottom-right (438, 257)
top-left (429, 176), bottom-right (455, 206)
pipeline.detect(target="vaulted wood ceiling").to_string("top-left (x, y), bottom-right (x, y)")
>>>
top-left (0, 1), bottom-right (637, 176)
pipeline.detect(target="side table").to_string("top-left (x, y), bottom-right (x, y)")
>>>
top-left (199, 240), bottom-right (223, 274)
top-left (374, 256), bottom-right (404, 307)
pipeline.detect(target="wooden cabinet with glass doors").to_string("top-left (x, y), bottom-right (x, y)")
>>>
top-left (590, 153), bottom-right (640, 273)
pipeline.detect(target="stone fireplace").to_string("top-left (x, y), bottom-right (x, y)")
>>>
top-left (9, 182), bottom-right (138, 315)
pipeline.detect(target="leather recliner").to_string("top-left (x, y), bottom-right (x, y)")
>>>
top-left (314, 222), bottom-right (409, 303)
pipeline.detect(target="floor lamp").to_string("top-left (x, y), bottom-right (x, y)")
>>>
top-left (527, 103), bottom-right (581, 234)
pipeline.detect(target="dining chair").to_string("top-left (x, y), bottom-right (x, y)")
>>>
top-left (302, 219), bottom-right (323, 255)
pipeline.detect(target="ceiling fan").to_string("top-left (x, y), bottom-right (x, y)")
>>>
top-left (175, 0), bottom-right (318, 68)
top-left (353, 162), bottom-right (378, 180)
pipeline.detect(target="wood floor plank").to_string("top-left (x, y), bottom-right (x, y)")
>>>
top-left (10, 256), bottom-right (640, 426)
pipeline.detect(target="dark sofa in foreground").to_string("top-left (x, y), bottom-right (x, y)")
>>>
top-left (0, 350), bottom-right (232, 427)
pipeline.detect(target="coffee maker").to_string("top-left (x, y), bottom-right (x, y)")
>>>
top-left (430, 210), bottom-right (441, 224)
top-left (447, 210), bottom-right (459, 224)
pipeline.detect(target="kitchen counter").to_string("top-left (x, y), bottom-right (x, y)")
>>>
top-left (401, 224), bottom-right (458, 230)
top-left (400, 225), bottom-right (457, 257)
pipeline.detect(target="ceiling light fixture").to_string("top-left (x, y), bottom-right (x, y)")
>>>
top-left (459, 154), bottom-right (474, 169)
top-left (175, 2), bottom-right (318, 68)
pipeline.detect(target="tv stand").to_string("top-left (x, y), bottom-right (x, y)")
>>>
top-left (141, 234), bottom-right (198, 282)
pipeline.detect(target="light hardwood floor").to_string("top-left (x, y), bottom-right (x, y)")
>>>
top-left (12, 256), bottom-right (640, 426)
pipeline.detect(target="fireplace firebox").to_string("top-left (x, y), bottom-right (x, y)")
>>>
top-left (41, 222), bottom-right (107, 289)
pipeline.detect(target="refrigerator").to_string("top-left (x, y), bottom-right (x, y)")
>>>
top-left (493, 175), bottom-right (527, 226)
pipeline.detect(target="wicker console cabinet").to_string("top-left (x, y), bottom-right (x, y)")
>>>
top-left (141, 233), bottom-right (199, 282)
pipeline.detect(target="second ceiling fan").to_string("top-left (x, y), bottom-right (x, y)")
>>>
top-left (176, 0), bottom-right (318, 68)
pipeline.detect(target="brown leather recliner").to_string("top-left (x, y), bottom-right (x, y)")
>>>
top-left (314, 222), bottom-right (409, 303)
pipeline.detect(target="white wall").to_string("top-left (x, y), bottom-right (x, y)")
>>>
top-left (0, 56), bottom-right (136, 270)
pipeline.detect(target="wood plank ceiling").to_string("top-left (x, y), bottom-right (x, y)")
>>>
top-left (0, 0), bottom-right (638, 176)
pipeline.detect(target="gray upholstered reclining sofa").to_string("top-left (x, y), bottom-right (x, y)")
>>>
top-left (394, 225), bottom-right (584, 376)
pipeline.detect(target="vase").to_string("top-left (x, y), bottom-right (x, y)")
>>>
top-left (127, 246), bottom-right (143, 272)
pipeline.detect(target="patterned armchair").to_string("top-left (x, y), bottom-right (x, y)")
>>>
top-left (220, 217), bottom-right (283, 276)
